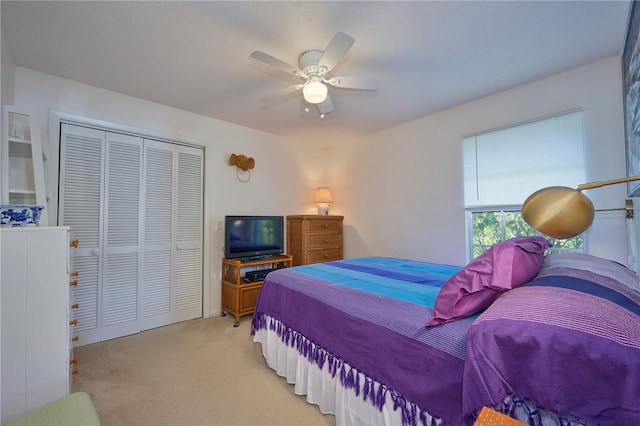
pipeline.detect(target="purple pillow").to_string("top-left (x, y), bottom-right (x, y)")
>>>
top-left (426, 236), bottom-right (551, 327)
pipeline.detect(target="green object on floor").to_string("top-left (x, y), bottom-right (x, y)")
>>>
top-left (2, 392), bottom-right (100, 426)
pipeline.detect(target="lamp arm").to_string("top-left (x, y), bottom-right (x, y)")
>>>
top-left (577, 175), bottom-right (640, 191)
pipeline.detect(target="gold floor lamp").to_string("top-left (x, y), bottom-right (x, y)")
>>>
top-left (521, 176), bottom-right (640, 239)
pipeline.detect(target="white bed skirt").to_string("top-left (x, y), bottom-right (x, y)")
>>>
top-left (253, 317), bottom-right (440, 426)
top-left (253, 315), bottom-right (599, 426)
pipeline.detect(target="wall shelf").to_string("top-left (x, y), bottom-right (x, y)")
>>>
top-left (1, 105), bottom-right (48, 225)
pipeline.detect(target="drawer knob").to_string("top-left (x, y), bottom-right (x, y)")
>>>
top-left (71, 336), bottom-right (79, 342)
top-left (71, 303), bottom-right (79, 309)
top-left (69, 280), bottom-right (78, 287)
top-left (69, 239), bottom-right (79, 248)
top-left (71, 369), bottom-right (79, 375)
top-left (69, 358), bottom-right (78, 365)
top-left (69, 319), bottom-right (78, 326)
top-left (70, 271), bottom-right (79, 277)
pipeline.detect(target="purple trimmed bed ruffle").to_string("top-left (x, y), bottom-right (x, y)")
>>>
top-left (252, 315), bottom-right (598, 426)
top-left (252, 313), bottom-right (442, 426)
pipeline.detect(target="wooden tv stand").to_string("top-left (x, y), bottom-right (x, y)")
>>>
top-left (221, 254), bottom-right (292, 326)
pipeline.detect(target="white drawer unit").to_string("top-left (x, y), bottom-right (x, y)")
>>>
top-left (1, 226), bottom-right (71, 422)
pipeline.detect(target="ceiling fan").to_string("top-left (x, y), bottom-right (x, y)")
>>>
top-left (250, 32), bottom-right (380, 115)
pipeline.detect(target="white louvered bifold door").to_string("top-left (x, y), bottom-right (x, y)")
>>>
top-left (60, 123), bottom-right (202, 345)
top-left (101, 132), bottom-right (143, 341)
top-left (174, 145), bottom-right (203, 322)
top-left (141, 140), bottom-right (174, 330)
top-left (59, 123), bottom-right (106, 346)
top-left (141, 140), bottom-right (203, 328)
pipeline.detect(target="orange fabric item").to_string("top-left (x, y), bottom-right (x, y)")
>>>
top-left (474, 406), bottom-right (527, 426)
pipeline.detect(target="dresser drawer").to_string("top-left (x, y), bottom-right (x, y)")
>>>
top-left (307, 234), bottom-right (342, 249)
top-left (308, 219), bottom-right (342, 233)
top-left (307, 248), bottom-right (343, 264)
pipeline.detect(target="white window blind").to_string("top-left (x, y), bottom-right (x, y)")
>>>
top-left (463, 111), bottom-right (585, 207)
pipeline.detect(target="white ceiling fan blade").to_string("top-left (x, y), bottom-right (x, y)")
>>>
top-left (326, 76), bottom-right (380, 90)
top-left (250, 51), bottom-right (306, 78)
top-left (318, 32), bottom-right (355, 74)
top-left (318, 94), bottom-right (333, 114)
top-left (260, 84), bottom-right (304, 102)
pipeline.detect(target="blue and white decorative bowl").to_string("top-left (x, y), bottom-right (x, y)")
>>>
top-left (0, 205), bottom-right (44, 227)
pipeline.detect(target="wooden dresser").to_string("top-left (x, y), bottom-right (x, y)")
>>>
top-left (286, 215), bottom-right (344, 266)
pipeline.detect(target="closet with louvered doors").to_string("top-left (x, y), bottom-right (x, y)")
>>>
top-left (58, 123), bottom-right (203, 346)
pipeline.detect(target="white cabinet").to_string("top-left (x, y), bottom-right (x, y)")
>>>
top-left (1, 105), bottom-right (49, 225)
top-left (1, 226), bottom-right (71, 422)
top-left (58, 122), bottom-right (203, 346)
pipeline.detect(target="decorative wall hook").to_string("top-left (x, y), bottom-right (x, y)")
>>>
top-left (229, 153), bottom-right (255, 182)
top-left (229, 154), bottom-right (255, 171)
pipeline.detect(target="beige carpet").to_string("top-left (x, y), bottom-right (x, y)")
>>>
top-left (73, 316), bottom-right (335, 426)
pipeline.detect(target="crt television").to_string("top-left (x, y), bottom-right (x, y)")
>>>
top-left (224, 215), bottom-right (285, 260)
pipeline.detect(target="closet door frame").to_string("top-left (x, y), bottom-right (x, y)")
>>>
top-left (50, 111), bottom-right (210, 332)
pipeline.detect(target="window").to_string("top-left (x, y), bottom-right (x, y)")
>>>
top-left (464, 111), bottom-right (586, 259)
top-left (468, 209), bottom-right (584, 259)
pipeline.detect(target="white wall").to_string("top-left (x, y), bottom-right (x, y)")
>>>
top-left (1, 35), bottom-right (15, 106)
top-left (10, 55), bottom-right (632, 319)
top-left (13, 67), bottom-right (326, 318)
top-left (336, 56), bottom-right (630, 267)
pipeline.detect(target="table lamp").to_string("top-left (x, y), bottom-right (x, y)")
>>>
top-left (314, 187), bottom-right (332, 215)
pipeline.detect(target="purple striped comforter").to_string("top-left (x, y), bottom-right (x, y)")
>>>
top-left (252, 255), bottom-right (640, 425)
top-left (463, 255), bottom-right (640, 425)
top-left (252, 257), bottom-right (472, 425)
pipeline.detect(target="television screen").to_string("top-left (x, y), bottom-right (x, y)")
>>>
top-left (224, 216), bottom-right (284, 260)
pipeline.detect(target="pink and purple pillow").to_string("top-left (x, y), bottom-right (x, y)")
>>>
top-left (426, 236), bottom-right (551, 327)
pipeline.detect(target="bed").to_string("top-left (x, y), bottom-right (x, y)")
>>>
top-left (251, 237), bottom-right (640, 425)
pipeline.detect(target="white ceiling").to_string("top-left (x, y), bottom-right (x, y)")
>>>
top-left (1, 1), bottom-right (631, 143)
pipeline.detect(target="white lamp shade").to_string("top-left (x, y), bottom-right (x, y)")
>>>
top-left (314, 187), bottom-right (333, 204)
top-left (303, 81), bottom-right (328, 104)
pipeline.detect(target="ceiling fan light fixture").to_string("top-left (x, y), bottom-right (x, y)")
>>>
top-left (251, 32), bottom-right (377, 114)
top-left (303, 80), bottom-right (328, 104)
